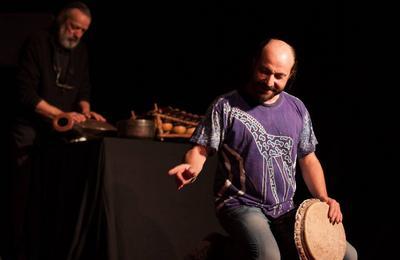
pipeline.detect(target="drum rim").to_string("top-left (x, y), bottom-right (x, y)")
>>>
top-left (294, 198), bottom-right (319, 260)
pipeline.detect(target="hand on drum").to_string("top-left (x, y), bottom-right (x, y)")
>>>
top-left (83, 111), bottom-right (106, 122)
top-left (65, 112), bottom-right (87, 123)
top-left (323, 197), bottom-right (343, 224)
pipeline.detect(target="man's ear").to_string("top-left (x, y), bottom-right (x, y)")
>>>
top-left (286, 61), bottom-right (298, 90)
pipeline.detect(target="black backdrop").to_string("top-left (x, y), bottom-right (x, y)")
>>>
top-left (0, 0), bottom-right (397, 259)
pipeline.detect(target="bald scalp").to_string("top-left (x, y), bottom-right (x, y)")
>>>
top-left (261, 39), bottom-right (296, 71)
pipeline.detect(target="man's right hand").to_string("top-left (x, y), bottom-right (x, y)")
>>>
top-left (168, 163), bottom-right (198, 190)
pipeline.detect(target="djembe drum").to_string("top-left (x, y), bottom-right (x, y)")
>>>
top-left (294, 199), bottom-right (347, 260)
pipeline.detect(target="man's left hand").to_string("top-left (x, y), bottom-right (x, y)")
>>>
top-left (323, 197), bottom-right (343, 224)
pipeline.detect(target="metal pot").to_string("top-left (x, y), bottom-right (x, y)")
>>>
top-left (117, 119), bottom-right (155, 139)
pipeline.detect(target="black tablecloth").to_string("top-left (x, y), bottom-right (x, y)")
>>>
top-left (28, 137), bottom-right (222, 260)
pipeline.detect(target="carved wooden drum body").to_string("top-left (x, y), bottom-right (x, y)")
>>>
top-left (294, 199), bottom-right (347, 260)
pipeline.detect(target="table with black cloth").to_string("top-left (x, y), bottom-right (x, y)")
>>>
top-left (27, 137), bottom-right (222, 260)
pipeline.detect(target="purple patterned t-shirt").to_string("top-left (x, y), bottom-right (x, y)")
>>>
top-left (190, 90), bottom-right (318, 218)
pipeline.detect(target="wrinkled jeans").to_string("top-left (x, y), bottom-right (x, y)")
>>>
top-left (217, 205), bottom-right (358, 260)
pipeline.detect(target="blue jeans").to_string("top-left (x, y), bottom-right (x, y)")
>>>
top-left (217, 205), bottom-right (358, 260)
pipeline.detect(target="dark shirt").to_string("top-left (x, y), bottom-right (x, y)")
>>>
top-left (12, 29), bottom-right (92, 147)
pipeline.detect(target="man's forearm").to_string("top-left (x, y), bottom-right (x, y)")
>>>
top-left (185, 145), bottom-right (208, 175)
top-left (79, 100), bottom-right (90, 114)
top-left (299, 152), bottom-right (329, 201)
top-left (35, 100), bottom-right (63, 119)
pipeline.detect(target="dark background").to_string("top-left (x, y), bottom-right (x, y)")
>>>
top-left (1, 0), bottom-right (396, 259)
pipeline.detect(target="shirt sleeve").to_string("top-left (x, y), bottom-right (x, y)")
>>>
top-left (16, 38), bottom-right (43, 110)
top-left (298, 109), bottom-right (318, 158)
top-left (190, 98), bottom-right (226, 152)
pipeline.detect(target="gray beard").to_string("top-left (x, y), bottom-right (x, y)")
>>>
top-left (58, 25), bottom-right (79, 49)
top-left (59, 37), bottom-right (79, 49)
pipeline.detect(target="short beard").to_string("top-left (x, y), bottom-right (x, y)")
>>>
top-left (253, 81), bottom-right (282, 104)
top-left (58, 25), bottom-right (79, 49)
top-left (60, 37), bottom-right (79, 49)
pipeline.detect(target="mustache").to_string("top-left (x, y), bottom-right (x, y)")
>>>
top-left (68, 36), bottom-right (79, 42)
top-left (255, 81), bottom-right (278, 93)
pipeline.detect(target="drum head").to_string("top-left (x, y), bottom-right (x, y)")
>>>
top-left (294, 199), bottom-right (346, 260)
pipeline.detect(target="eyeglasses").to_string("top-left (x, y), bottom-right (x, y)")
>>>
top-left (55, 69), bottom-right (75, 91)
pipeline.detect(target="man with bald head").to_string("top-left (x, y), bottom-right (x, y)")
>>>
top-left (168, 38), bottom-right (357, 259)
